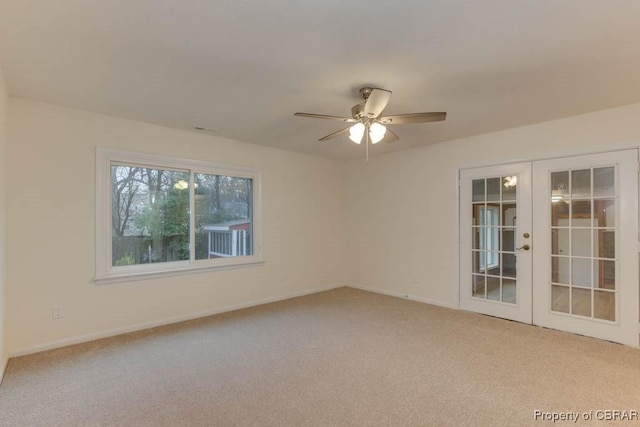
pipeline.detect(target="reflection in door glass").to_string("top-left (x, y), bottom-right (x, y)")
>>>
top-left (470, 176), bottom-right (517, 304)
top-left (550, 166), bottom-right (616, 321)
top-left (571, 169), bottom-right (591, 198)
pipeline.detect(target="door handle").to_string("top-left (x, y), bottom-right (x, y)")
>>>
top-left (516, 244), bottom-right (530, 251)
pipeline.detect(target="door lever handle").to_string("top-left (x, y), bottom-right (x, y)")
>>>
top-left (516, 244), bottom-right (530, 251)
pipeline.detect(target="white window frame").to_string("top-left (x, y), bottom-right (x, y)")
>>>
top-left (95, 148), bottom-right (263, 284)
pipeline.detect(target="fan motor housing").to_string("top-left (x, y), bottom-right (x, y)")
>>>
top-left (351, 103), bottom-right (366, 119)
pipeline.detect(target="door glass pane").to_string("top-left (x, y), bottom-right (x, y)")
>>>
top-left (593, 199), bottom-right (615, 227)
top-left (596, 260), bottom-right (615, 290)
top-left (472, 179), bottom-right (485, 202)
top-left (551, 285), bottom-right (570, 313)
top-left (571, 169), bottom-right (591, 198)
top-left (486, 252), bottom-right (500, 275)
top-left (473, 204), bottom-right (484, 226)
top-left (551, 229), bottom-right (569, 255)
top-left (487, 276), bottom-right (501, 301)
top-left (472, 228), bottom-right (482, 249)
top-left (487, 227), bottom-right (499, 251)
top-left (472, 251), bottom-right (482, 273)
top-left (551, 201), bottom-right (569, 226)
top-left (549, 166), bottom-right (617, 322)
top-left (472, 274), bottom-right (485, 298)
top-left (502, 279), bottom-right (516, 304)
top-left (502, 228), bottom-right (515, 252)
top-left (594, 230), bottom-right (614, 259)
top-left (551, 171), bottom-right (569, 202)
top-left (594, 290), bottom-right (615, 321)
top-left (571, 287), bottom-right (592, 317)
top-left (571, 229), bottom-right (591, 257)
top-left (552, 256), bottom-right (570, 284)
top-left (502, 176), bottom-right (517, 201)
top-left (501, 253), bottom-right (516, 278)
top-left (469, 174), bottom-right (518, 305)
top-left (487, 178), bottom-right (500, 201)
top-left (593, 167), bottom-right (614, 197)
top-left (571, 258), bottom-right (591, 287)
top-left (571, 200), bottom-right (591, 222)
top-left (502, 203), bottom-right (516, 227)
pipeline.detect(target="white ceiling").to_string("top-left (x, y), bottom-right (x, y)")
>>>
top-left (2, 1), bottom-right (640, 160)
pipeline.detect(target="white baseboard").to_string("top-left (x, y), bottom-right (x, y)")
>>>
top-left (10, 284), bottom-right (344, 358)
top-left (346, 284), bottom-right (456, 309)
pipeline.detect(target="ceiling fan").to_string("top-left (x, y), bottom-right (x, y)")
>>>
top-left (294, 87), bottom-right (446, 159)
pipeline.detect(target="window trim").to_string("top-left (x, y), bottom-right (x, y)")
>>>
top-left (95, 147), bottom-right (263, 284)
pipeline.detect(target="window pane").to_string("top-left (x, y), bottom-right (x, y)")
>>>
top-left (194, 173), bottom-right (253, 260)
top-left (111, 165), bottom-right (190, 266)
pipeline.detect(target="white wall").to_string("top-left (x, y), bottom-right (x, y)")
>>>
top-left (0, 63), bottom-right (8, 377)
top-left (8, 96), bottom-right (640, 357)
top-left (6, 98), bottom-right (346, 355)
top-left (345, 102), bottom-right (640, 306)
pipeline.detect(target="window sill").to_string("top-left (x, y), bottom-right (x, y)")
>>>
top-left (94, 259), bottom-right (265, 285)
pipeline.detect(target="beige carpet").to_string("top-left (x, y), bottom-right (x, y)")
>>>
top-left (1, 287), bottom-right (639, 426)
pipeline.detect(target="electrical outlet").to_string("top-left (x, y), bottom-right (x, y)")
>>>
top-left (52, 305), bottom-right (64, 320)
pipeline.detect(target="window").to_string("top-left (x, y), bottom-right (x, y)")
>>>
top-left (96, 148), bottom-right (262, 283)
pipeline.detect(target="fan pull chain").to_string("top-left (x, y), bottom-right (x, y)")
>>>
top-left (365, 125), bottom-right (369, 162)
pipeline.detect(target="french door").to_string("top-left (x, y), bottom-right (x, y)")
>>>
top-left (460, 150), bottom-right (639, 346)
top-left (460, 163), bottom-right (533, 324)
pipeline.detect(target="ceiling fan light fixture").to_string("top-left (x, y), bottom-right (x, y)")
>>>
top-left (349, 122), bottom-right (365, 144)
top-left (369, 122), bottom-right (386, 144)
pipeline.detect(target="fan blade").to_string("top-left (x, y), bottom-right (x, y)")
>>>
top-left (294, 112), bottom-right (356, 122)
top-left (384, 127), bottom-right (399, 143)
top-left (318, 126), bottom-right (351, 141)
top-left (379, 112), bottom-right (446, 124)
top-left (363, 88), bottom-right (392, 118)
